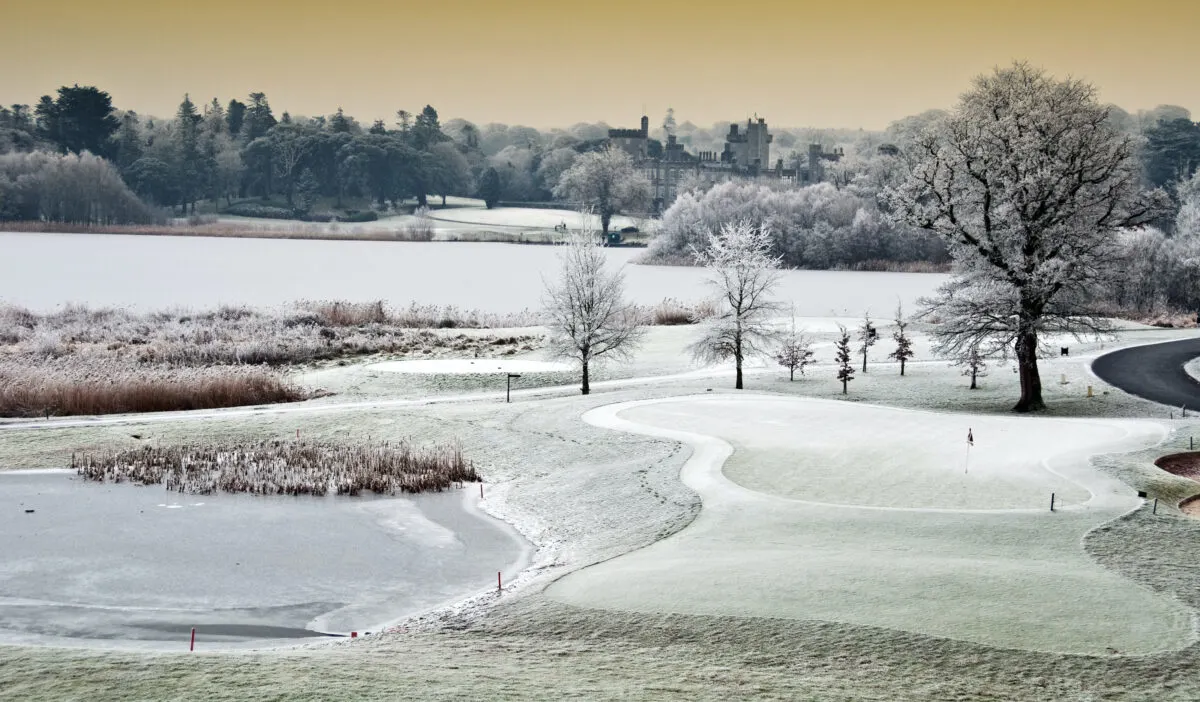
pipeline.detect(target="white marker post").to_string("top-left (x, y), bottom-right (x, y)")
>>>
top-left (965, 428), bottom-right (974, 474)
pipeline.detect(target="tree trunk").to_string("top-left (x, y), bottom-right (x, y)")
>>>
top-left (417, 192), bottom-right (428, 208)
top-left (789, 367), bottom-right (795, 381)
top-left (581, 361), bottom-right (590, 396)
top-left (441, 194), bottom-right (447, 207)
top-left (600, 211), bottom-right (612, 237)
top-left (842, 378), bottom-right (847, 394)
top-left (735, 334), bottom-right (744, 390)
top-left (970, 367), bottom-right (977, 390)
top-left (900, 358), bottom-right (906, 376)
top-left (1013, 328), bottom-right (1044, 412)
top-left (862, 350), bottom-right (868, 373)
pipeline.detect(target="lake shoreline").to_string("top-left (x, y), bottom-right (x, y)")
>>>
top-left (0, 221), bottom-right (650, 247)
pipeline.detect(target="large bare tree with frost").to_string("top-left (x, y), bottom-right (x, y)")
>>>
top-left (542, 231), bottom-right (644, 395)
top-left (887, 62), bottom-right (1166, 412)
top-left (689, 221), bottom-right (782, 389)
top-left (553, 146), bottom-right (652, 237)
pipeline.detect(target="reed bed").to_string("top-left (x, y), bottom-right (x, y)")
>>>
top-left (0, 363), bottom-right (304, 417)
top-left (73, 439), bottom-right (479, 496)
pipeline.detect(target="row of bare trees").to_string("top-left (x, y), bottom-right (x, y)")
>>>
top-left (540, 220), bottom-right (933, 396)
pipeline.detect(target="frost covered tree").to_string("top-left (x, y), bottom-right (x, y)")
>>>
top-left (688, 221), bottom-right (782, 389)
top-left (952, 344), bottom-right (989, 389)
top-left (1176, 171), bottom-right (1200, 238)
top-left (775, 313), bottom-right (814, 381)
top-left (553, 146), bottom-right (651, 237)
top-left (856, 312), bottom-right (877, 373)
top-left (542, 231), bottom-right (644, 395)
top-left (888, 303), bottom-right (914, 375)
top-left (887, 62), bottom-right (1166, 412)
top-left (834, 324), bottom-right (855, 394)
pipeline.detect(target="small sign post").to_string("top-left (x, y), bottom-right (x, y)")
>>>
top-left (506, 373), bottom-right (522, 403)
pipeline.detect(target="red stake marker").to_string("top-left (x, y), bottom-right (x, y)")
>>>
top-left (497, 571), bottom-right (502, 591)
top-left (190, 627), bottom-right (196, 651)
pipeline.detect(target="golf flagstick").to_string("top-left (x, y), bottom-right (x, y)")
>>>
top-left (965, 427), bottom-right (974, 474)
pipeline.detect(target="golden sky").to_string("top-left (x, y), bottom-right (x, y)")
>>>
top-left (1, 0), bottom-right (1196, 130)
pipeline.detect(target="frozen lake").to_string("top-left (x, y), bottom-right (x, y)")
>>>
top-left (0, 471), bottom-right (528, 649)
top-left (0, 232), bottom-right (947, 315)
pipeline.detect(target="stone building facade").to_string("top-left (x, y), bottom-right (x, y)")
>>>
top-left (607, 115), bottom-right (839, 210)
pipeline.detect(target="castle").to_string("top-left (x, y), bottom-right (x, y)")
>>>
top-left (607, 115), bottom-right (843, 210)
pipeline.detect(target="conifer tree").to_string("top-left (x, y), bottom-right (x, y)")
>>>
top-left (835, 324), bottom-right (855, 394)
top-left (888, 303), bottom-right (914, 375)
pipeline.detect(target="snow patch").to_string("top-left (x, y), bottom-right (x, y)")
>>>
top-left (369, 359), bottom-right (572, 375)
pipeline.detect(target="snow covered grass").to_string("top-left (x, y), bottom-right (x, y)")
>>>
top-left (426, 206), bottom-right (650, 232)
top-left (0, 302), bottom-right (545, 416)
top-left (4, 326), bottom-right (1200, 698)
top-left (546, 395), bottom-right (1193, 656)
top-left (369, 359), bottom-right (573, 375)
top-left (75, 439), bottom-right (478, 496)
top-left (5, 384), bottom-right (1200, 700)
top-left (0, 302), bottom-right (543, 367)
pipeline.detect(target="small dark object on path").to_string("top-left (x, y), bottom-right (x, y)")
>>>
top-left (24, 509), bottom-right (34, 513)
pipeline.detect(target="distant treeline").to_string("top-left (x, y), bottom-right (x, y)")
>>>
top-left (0, 85), bottom-right (1197, 239)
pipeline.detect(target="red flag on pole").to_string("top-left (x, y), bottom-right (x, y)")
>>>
top-left (967, 428), bottom-right (974, 446)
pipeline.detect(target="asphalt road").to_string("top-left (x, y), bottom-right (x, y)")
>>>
top-left (1092, 336), bottom-right (1200, 412)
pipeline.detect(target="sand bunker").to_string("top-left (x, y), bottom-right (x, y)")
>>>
top-left (1154, 452), bottom-right (1200, 516)
top-left (369, 359), bottom-right (572, 375)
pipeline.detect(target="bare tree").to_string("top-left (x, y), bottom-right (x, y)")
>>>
top-left (834, 324), bottom-right (855, 394)
top-left (887, 62), bottom-right (1167, 412)
top-left (269, 124), bottom-right (311, 208)
top-left (688, 221), bottom-right (782, 389)
top-left (888, 303), bottom-right (914, 375)
top-left (775, 311), bottom-right (815, 381)
top-left (542, 231), bottom-right (644, 395)
top-left (951, 343), bottom-right (989, 389)
top-left (856, 312), bottom-right (877, 373)
top-left (553, 145), bottom-right (652, 237)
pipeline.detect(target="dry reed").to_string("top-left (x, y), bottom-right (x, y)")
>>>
top-left (74, 439), bottom-right (479, 496)
top-left (0, 365), bottom-right (305, 418)
top-left (636, 298), bottom-right (720, 326)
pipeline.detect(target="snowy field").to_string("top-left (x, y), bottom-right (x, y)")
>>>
top-left (3, 320), bottom-right (1200, 699)
top-left (425, 205), bottom-right (649, 232)
top-left (369, 359), bottom-right (572, 374)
